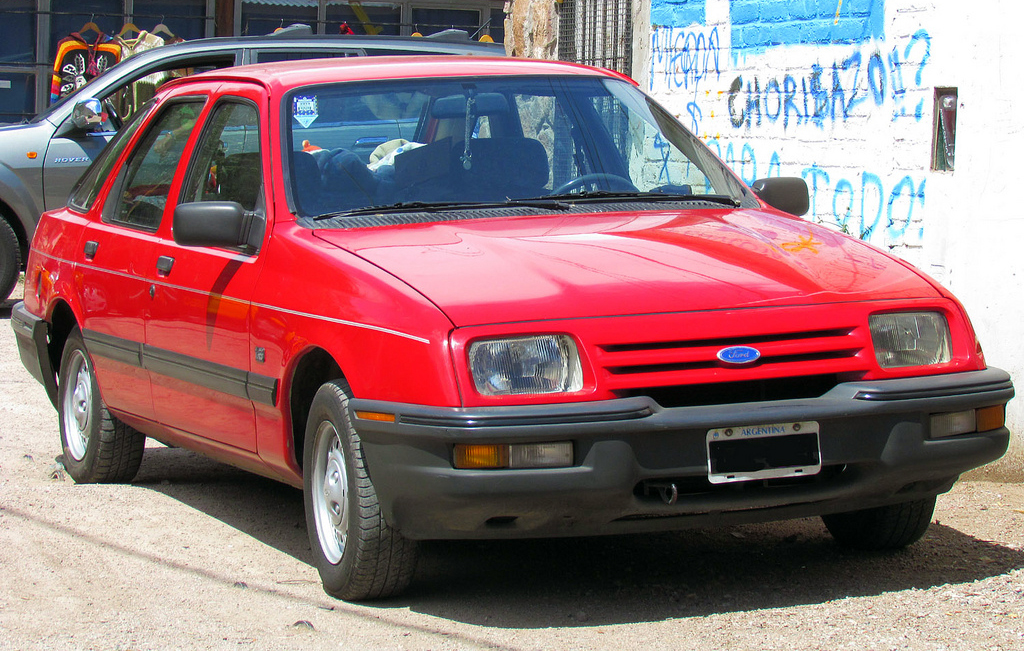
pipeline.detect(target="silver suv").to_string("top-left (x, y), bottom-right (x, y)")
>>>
top-left (0, 26), bottom-right (502, 302)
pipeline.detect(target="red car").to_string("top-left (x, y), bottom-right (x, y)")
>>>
top-left (11, 56), bottom-right (1014, 601)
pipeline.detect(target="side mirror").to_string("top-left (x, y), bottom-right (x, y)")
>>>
top-left (71, 98), bottom-right (105, 130)
top-left (751, 177), bottom-right (809, 216)
top-left (173, 201), bottom-right (263, 249)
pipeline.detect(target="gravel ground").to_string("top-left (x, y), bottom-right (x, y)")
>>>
top-left (1, 280), bottom-right (1022, 651)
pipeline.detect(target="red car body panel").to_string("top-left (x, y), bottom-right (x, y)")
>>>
top-left (316, 209), bottom-right (941, 326)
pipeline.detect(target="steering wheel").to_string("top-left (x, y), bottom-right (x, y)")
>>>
top-left (553, 173), bottom-right (637, 195)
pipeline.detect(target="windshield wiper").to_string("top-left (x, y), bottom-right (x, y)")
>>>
top-left (311, 198), bottom-right (573, 221)
top-left (541, 191), bottom-right (742, 207)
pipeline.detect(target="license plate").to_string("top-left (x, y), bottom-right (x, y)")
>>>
top-left (707, 421), bottom-right (821, 484)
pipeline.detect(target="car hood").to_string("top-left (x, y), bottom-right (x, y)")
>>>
top-left (313, 208), bottom-right (940, 326)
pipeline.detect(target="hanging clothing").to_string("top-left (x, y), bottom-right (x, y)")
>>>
top-left (49, 32), bottom-right (121, 104)
top-left (113, 31), bottom-right (169, 116)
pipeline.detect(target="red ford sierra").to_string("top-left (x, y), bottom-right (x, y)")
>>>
top-left (11, 56), bottom-right (1014, 601)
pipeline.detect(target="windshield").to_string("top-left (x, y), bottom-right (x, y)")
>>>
top-left (285, 75), bottom-right (747, 218)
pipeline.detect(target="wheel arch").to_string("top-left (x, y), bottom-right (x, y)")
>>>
top-left (0, 163), bottom-right (43, 264)
top-left (0, 197), bottom-right (29, 264)
top-left (288, 346), bottom-right (343, 473)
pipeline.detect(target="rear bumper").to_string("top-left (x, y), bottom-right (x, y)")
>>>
top-left (350, 368), bottom-right (1013, 540)
top-left (10, 301), bottom-right (57, 407)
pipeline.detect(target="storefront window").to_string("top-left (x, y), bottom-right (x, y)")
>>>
top-left (326, 2), bottom-right (401, 36)
top-left (0, 1), bottom-right (35, 64)
top-left (0, 72), bottom-right (35, 123)
top-left (50, 0), bottom-right (123, 44)
top-left (133, 0), bottom-right (208, 41)
top-left (411, 8), bottom-right (479, 36)
top-left (241, 0), bottom-right (318, 36)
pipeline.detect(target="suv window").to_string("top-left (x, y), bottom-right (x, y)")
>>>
top-left (254, 49), bottom-right (359, 64)
top-left (106, 100), bottom-right (205, 230)
top-left (68, 100), bottom-right (155, 213)
top-left (182, 101), bottom-right (263, 212)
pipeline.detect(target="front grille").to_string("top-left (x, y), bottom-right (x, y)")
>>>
top-left (593, 318), bottom-right (873, 407)
top-left (616, 374), bottom-right (842, 408)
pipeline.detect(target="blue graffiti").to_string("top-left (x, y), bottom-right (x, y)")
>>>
top-left (653, 133), bottom-right (674, 184)
top-left (727, 31), bottom-right (930, 130)
top-left (800, 165), bottom-right (925, 241)
top-left (705, 139), bottom-right (925, 244)
top-left (650, 25), bottom-right (721, 93)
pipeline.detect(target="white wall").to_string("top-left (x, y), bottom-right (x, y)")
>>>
top-left (641, 0), bottom-right (1022, 478)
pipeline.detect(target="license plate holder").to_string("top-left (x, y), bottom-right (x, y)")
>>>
top-left (707, 421), bottom-right (821, 484)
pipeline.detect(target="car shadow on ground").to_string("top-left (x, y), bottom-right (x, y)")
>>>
top-left (132, 446), bottom-right (1024, 628)
top-left (406, 523), bottom-right (1024, 627)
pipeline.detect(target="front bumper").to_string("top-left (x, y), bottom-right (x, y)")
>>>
top-left (350, 368), bottom-right (1013, 540)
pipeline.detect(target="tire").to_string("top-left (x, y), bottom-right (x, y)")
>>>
top-left (0, 218), bottom-right (19, 303)
top-left (303, 379), bottom-right (418, 601)
top-left (822, 496), bottom-right (936, 550)
top-left (57, 327), bottom-right (145, 483)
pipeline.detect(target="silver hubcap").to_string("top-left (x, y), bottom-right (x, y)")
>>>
top-left (62, 350), bottom-right (92, 461)
top-left (312, 421), bottom-right (348, 564)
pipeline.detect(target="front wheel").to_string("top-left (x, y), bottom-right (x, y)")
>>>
top-left (822, 497), bottom-right (936, 550)
top-left (0, 218), bottom-right (19, 303)
top-left (57, 327), bottom-right (145, 483)
top-left (303, 380), bottom-right (418, 600)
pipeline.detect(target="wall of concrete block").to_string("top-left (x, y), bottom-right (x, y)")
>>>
top-left (638, 0), bottom-right (1023, 478)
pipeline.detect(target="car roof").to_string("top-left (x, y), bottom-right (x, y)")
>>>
top-left (170, 55), bottom-right (620, 91)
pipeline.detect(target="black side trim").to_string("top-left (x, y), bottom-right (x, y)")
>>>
top-left (246, 372), bottom-right (278, 405)
top-left (351, 397), bottom-right (654, 429)
top-left (853, 369), bottom-right (1014, 401)
top-left (83, 329), bottom-right (143, 367)
top-left (81, 328), bottom-right (278, 406)
top-left (143, 346), bottom-right (250, 400)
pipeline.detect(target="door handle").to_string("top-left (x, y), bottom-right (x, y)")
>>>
top-left (156, 255), bottom-right (175, 275)
top-left (83, 240), bottom-right (98, 259)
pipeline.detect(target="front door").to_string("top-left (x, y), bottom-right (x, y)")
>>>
top-left (144, 90), bottom-right (270, 453)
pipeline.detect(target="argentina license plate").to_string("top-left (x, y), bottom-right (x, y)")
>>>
top-left (706, 421), bottom-right (821, 484)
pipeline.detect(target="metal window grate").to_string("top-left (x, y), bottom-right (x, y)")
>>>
top-left (557, 0), bottom-right (633, 76)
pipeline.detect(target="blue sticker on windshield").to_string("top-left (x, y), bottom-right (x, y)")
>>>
top-left (293, 95), bottom-right (319, 128)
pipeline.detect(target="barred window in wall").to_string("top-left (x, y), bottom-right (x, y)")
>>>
top-left (557, 0), bottom-right (632, 76)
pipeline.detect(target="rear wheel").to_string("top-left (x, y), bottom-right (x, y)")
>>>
top-left (58, 328), bottom-right (145, 483)
top-left (0, 218), bottom-right (19, 303)
top-left (822, 497), bottom-right (936, 550)
top-left (303, 379), bottom-right (418, 600)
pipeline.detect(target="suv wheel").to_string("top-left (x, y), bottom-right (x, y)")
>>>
top-left (822, 496), bottom-right (936, 550)
top-left (0, 218), bottom-right (19, 303)
top-left (303, 379), bottom-right (418, 600)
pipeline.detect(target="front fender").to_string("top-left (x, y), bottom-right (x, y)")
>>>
top-left (0, 157), bottom-right (44, 248)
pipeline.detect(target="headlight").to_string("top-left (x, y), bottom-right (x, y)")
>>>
top-left (468, 335), bottom-right (583, 396)
top-left (869, 312), bottom-right (951, 368)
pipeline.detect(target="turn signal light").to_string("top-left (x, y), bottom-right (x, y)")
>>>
top-left (976, 404), bottom-right (1005, 432)
top-left (930, 404), bottom-right (1006, 438)
top-left (454, 442), bottom-right (573, 469)
top-left (353, 411), bottom-right (395, 423)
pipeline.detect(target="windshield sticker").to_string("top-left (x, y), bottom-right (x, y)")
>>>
top-left (293, 95), bottom-right (319, 128)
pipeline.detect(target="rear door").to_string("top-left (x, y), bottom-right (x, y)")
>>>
top-left (75, 96), bottom-right (208, 421)
top-left (143, 83), bottom-right (272, 452)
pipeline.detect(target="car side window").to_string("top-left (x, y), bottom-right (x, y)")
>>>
top-left (106, 100), bottom-right (205, 231)
top-left (68, 99), bottom-right (155, 213)
top-left (181, 101), bottom-right (263, 212)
